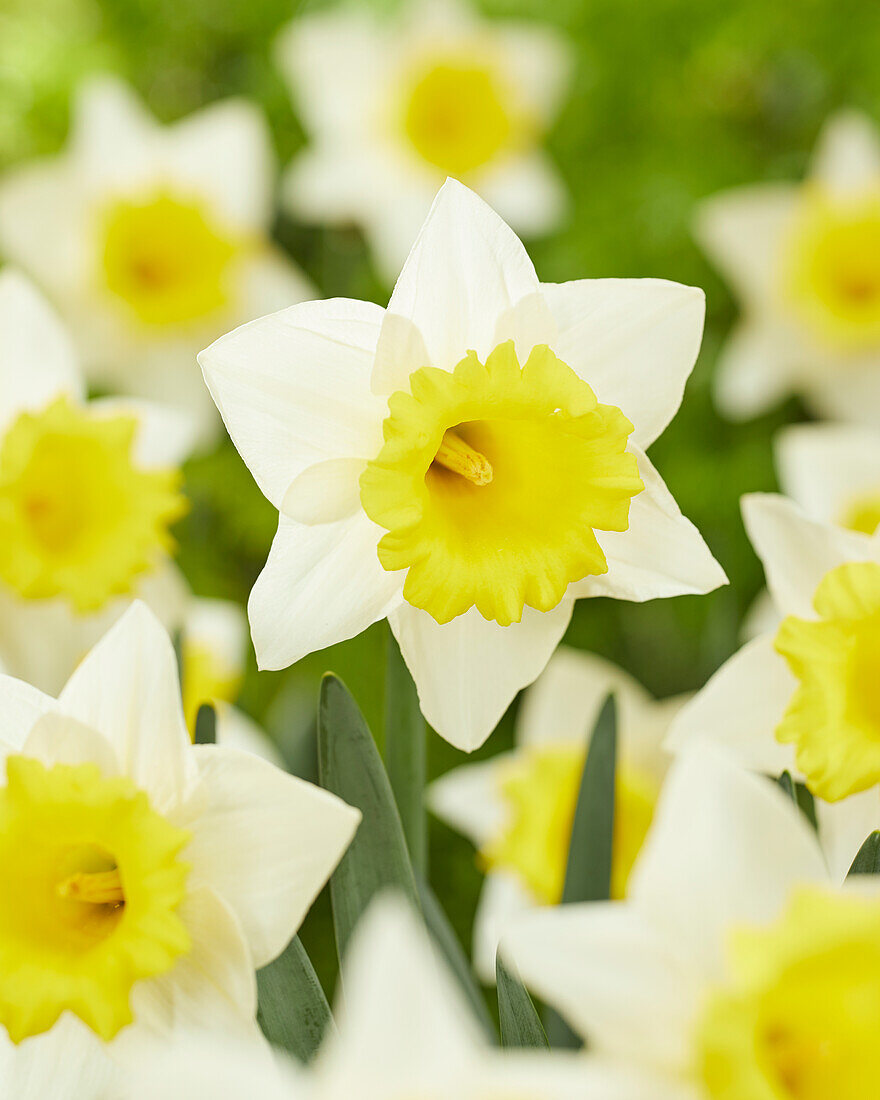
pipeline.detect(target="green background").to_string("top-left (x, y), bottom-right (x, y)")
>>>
top-left (3, 0), bottom-right (879, 997)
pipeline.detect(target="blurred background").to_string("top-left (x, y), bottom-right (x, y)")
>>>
top-left (3, 0), bottom-right (880, 996)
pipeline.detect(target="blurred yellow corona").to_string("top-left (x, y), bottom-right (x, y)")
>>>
top-left (0, 397), bottom-right (186, 611)
top-left (774, 560), bottom-right (880, 800)
top-left (697, 888), bottom-right (880, 1099)
top-left (480, 743), bottom-right (658, 903)
top-left (0, 756), bottom-right (190, 1042)
top-left (360, 341), bottom-right (643, 626)
top-left (181, 639), bottom-right (242, 737)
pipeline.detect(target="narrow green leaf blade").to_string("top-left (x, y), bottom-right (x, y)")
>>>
top-left (193, 703), bottom-right (216, 745)
top-left (385, 631), bottom-right (427, 875)
top-left (562, 695), bottom-right (617, 904)
top-left (848, 831), bottom-right (880, 876)
top-left (776, 770), bottom-right (796, 804)
top-left (257, 935), bottom-right (333, 1062)
top-left (318, 674), bottom-right (420, 962)
top-left (417, 874), bottom-right (496, 1042)
top-left (496, 956), bottom-right (548, 1048)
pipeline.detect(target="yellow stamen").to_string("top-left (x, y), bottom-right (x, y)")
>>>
top-left (433, 428), bottom-right (493, 486)
top-left (58, 869), bottom-right (124, 906)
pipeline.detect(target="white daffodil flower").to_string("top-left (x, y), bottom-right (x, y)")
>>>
top-left (742, 421), bottom-right (880, 640)
top-left (0, 600), bottom-right (359, 1076)
top-left (275, 0), bottom-right (572, 282)
top-left (199, 180), bottom-right (727, 752)
top-left (0, 76), bottom-right (313, 443)
top-left (506, 749), bottom-right (880, 1100)
top-left (128, 894), bottom-right (663, 1100)
top-left (697, 109), bottom-right (880, 424)
top-left (430, 647), bottom-right (687, 980)
top-left (180, 596), bottom-right (285, 767)
top-left (667, 492), bottom-right (880, 877)
top-left (0, 268), bottom-right (195, 695)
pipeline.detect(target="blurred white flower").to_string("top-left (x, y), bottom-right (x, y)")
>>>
top-left (200, 180), bottom-right (725, 752)
top-left (129, 894), bottom-right (659, 1100)
top-left (430, 647), bottom-right (687, 981)
top-left (276, 0), bottom-right (572, 281)
top-left (507, 750), bottom-right (880, 1099)
top-left (180, 596), bottom-right (285, 767)
top-left (0, 268), bottom-right (194, 695)
top-left (0, 602), bottom-right (359, 1075)
top-left (697, 110), bottom-right (880, 424)
top-left (667, 492), bottom-right (880, 876)
top-left (0, 77), bottom-right (313, 442)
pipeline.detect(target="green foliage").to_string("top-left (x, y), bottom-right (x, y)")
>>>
top-left (496, 957), bottom-right (548, 1049)
top-left (847, 832), bottom-right (880, 876)
top-left (256, 934), bottom-right (334, 1061)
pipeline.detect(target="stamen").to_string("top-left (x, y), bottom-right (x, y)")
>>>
top-left (58, 868), bottom-right (124, 906)
top-left (433, 429), bottom-right (493, 486)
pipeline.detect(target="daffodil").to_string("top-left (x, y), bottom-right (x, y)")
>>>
top-left (507, 749), bottom-right (880, 1100)
top-left (0, 77), bottom-right (312, 442)
top-left (275, 0), bottom-right (572, 282)
top-left (0, 600), bottom-right (359, 1077)
top-left (200, 180), bottom-right (726, 750)
top-left (429, 647), bottom-right (687, 980)
top-left (0, 268), bottom-right (194, 695)
top-left (667, 492), bottom-right (880, 876)
top-left (128, 895), bottom-right (660, 1100)
top-left (180, 596), bottom-right (285, 766)
top-left (697, 110), bottom-right (880, 423)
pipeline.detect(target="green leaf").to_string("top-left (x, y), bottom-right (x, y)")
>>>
top-left (496, 956), bottom-right (548, 1049)
top-left (256, 934), bottom-right (333, 1062)
top-left (193, 703), bottom-right (216, 745)
top-left (417, 873), bottom-right (496, 1042)
top-left (385, 630), bottom-right (427, 875)
top-left (776, 770), bottom-right (796, 804)
top-left (562, 695), bottom-right (617, 904)
top-left (847, 831), bottom-right (880, 876)
top-left (317, 674), bottom-right (420, 963)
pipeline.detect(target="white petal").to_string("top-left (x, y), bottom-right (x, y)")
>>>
top-left (183, 597), bottom-right (247, 676)
top-left (0, 674), bottom-right (55, 753)
top-left (740, 586), bottom-right (782, 642)
top-left (775, 421), bottom-right (880, 525)
top-left (741, 492), bottom-right (880, 618)
top-left (390, 600), bottom-right (574, 752)
top-left (238, 246), bottom-right (315, 320)
top-left (199, 298), bottom-right (386, 509)
top-left (815, 789), bottom-right (880, 882)
top-left (281, 457), bottom-right (367, 525)
top-left (133, 886), bottom-right (257, 1037)
top-left (0, 269), bottom-right (83, 433)
top-left (249, 511), bottom-right (403, 671)
top-left (319, 895), bottom-right (482, 1094)
top-left (88, 395), bottom-right (199, 468)
top-left (542, 278), bottom-right (705, 448)
top-left (574, 449), bottom-right (727, 602)
top-left (214, 703), bottom-right (285, 769)
top-left (185, 745), bottom-right (360, 967)
top-left (70, 76), bottom-right (158, 177)
top-left (491, 19), bottom-right (574, 121)
top-left (809, 109), bottom-right (880, 196)
top-left (21, 712), bottom-right (119, 774)
top-left (373, 180), bottom-right (540, 393)
top-left (0, 1017), bottom-right (124, 1099)
top-left (694, 183), bottom-right (796, 307)
top-left (805, 363), bottom-right (880, 430)
top-left (663, 633), bottom-right (796, 776)
top-left (479, 151), bottom-right (568, 238)
top-left (427, 756), bottom-right (506, 846)
top-left (713, 320), bottom-right (800, 420)
top-left (505, 902), bottom-right (701, 1070)
top-left (516, 646), bottom-right (651, 750)
top-left (472, 871), bottom-right (536, 985)
top-left (58, 601), bottom-right (195, 811)
top-left (629, 750), bottom-right (830, 976)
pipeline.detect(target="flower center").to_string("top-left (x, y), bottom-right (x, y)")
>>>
top-left (0, 397), bottom-right (187, 612)
top-left (402, 55), bottom-right (517, 177)
top-left (782, 185), bottom-right (880, 352)
top-left (774, 561), bottom-right (880, 801)
top-left (101, 190), bottom-right (240, 326)
top-left (359, 342), bottom-right (643, 627)
top-left (0, 755), bottom-right (190, 1043)
top-left (697, 889), bottom-right (880, 1100)
top-left (479, 743), bottom-right (658, 904)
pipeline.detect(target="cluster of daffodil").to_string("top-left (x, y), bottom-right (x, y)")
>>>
top-left (2, 0), bottom-right (880, 1096)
